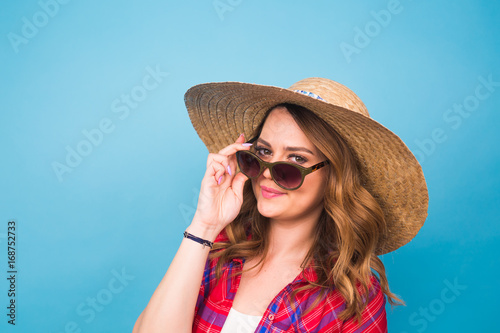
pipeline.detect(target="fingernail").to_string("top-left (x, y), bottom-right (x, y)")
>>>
top-left (227, 165), bottom-right (232, 176)
top-left (239, 133), bottom-right (244, 138)
top-left (242, 143), bottom-right (253, 146)
top-left (218, 175), bottom-right (223, 185)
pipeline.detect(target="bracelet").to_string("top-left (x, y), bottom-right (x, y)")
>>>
top-left (183, 231), bottom-right (214, 249)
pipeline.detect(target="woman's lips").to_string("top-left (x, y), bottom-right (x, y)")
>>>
top-left (261, 186), bottom-right (286, 199)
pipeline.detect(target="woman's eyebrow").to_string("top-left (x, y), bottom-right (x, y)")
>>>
top-left (257, 138), bottom-right (315, 155)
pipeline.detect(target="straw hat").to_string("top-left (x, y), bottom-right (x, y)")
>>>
top-left (184, 77), bottom-right (428, 255)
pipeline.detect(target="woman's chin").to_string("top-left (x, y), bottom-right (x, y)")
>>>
top-left (256, 201), bottom-right (284, 219)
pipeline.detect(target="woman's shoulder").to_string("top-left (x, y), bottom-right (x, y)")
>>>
top-left (339, 275), bottom-right (387, 330)
top-left (205, 228), bottom-right (243, 267)
top-left (284, 272), bottom-right (386, 331)
top-left (322, 274), bottom-right (383, 302)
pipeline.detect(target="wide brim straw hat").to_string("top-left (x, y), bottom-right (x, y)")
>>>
top-left (184, 77), bottom-right (428, 255)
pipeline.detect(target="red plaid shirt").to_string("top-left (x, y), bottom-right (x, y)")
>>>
top-left (193, 232), bottom-right (387, 332)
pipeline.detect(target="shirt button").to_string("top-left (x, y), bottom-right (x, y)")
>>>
top-left (268, 314), bottom-right (275, 321)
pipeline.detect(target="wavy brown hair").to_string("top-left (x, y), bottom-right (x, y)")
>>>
top-left (210, 103), bottom-right (403, 324)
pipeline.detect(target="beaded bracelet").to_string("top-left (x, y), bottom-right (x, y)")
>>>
top-left (183, 231), bottom-right (214, 249)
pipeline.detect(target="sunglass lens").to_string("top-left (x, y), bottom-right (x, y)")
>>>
top-left (273, 164), bottom-right (302, 189)
top-left (237, 151), bottom-right (260, 177)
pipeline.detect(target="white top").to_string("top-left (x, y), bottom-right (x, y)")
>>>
top-left (220, 307), bottom-right (263, 333)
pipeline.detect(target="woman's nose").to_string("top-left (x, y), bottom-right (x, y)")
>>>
top-left (261, 165), bottom-right (272, 179)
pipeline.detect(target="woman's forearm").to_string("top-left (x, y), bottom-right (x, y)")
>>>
top-left (133, 136), bottom-right (249, 332)
top-left (132, 220), bottom-right (220, 333)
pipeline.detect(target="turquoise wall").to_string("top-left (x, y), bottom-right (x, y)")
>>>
top-left (1, 1), bottom-right (498, 332)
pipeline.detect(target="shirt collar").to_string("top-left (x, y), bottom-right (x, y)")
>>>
top-left (231, 257), bottom-right (319, 285)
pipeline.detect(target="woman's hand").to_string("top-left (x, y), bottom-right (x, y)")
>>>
top-left (133, 133), bottom-right (254, 333)
top-left (189, 133), bottom-right (253, 239)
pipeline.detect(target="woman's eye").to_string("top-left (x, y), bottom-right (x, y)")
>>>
top-left (255, 147), bottom-right (270, 156)
top-left (291, 155), bottom-right (307, 163)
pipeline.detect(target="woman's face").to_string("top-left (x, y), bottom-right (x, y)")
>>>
top-left (251, 106), bottom-right (329, 224)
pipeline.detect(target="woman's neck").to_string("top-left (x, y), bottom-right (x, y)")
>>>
top-left (265, 214), bottom-right (318, 262)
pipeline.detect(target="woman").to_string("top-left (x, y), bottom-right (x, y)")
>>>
top-left (133, 78), bottom-right (428, 332)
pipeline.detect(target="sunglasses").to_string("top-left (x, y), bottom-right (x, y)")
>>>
top-left (235, 141), bottom-right (329, 191)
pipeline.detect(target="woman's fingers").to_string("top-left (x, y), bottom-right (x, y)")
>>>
top-left (205, 153), bottom-right (229, 185)
top-left (194, 133), bottom-right (254, 230)
top-left (206, 134), bottom-right (253, 185)
top-left (203, 156), bottom-right (226, 186)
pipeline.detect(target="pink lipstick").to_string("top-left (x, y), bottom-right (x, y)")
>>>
top-left (261, 186), bottom-right (286, 199)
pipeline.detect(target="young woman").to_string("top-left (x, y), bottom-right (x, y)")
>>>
top-left (133, 78), bottom-right (428, 332)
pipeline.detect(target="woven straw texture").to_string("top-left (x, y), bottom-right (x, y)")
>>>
top-left (184, 78), bottom-right (428, 254)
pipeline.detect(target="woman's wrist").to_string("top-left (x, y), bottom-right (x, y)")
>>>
top-left (186, 218), bottom-right (221, 243)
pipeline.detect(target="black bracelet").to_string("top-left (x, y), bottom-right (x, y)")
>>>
top-left (183, 231), bottom-right (214, 249)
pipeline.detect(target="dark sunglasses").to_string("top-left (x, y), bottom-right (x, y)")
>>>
top-left (235, 140), bottom-right (329, 190)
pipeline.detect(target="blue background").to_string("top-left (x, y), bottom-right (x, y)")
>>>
top-left (1, 0), bottom-right (499, 332)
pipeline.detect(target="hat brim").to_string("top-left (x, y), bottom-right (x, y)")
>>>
top-left (184, 81), bottom-right (428, 254)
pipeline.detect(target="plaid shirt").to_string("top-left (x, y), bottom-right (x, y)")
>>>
top-left (193, 232), bottom-right (387, 333)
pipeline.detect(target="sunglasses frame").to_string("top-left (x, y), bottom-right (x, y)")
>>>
top-left (235, 147), bottom-right (330, 191)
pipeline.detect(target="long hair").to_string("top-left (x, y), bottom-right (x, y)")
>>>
top-left (210, 103), bottom-right (403, 323)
